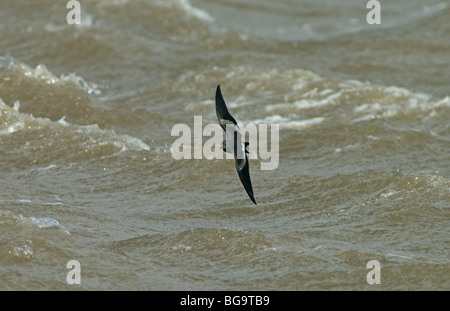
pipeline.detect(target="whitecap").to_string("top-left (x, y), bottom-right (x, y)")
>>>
top-left (0, 97), bottom-right (150, 152)
top-left (0, 211), bottom-right (71, 235)
top-left (178, 0), bottom-right (215, 23)
top-left (156, 0), bottom-right (215, 23)
top-left (253, 115), bottom-right (325, 130)
top-left (380, 190), bottom-right (398, 198)
top-left (7, 62), bottom-right (101, 95)
top-left (13, 100), bottom-right (20, 111)
top-left (36, 164), bottom-right (58, 172)
top-left (28, 217), bottom-right (70, 235)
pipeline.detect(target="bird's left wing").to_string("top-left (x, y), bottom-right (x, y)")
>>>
top-left (215, 85), bottom-right (237, 132)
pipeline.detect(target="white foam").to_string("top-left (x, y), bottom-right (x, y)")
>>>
top-left (293, 99), bottom-right (320, 110)
top-left (36, 164), bottom-right (58, 172)
top-left (60, 72), bottom-right (101, 95)
top-left (0, 120), bottom-right (25, 135)
top-left (18, 199), bottom-right (33, 204)
top-left (253, 115), bottom-right (325, 130)
top-left (434, 96), bottom-right (450, 108)
top-left (0, 211), bottom-right (70, 235)
top-left (24, 64), bottom-right (59, 84)
top-left (380, 190), bottom-right (398, 198)
top-left (385, 253), bottom-right (413, 260)
top-left (157, 0), bottom-right (215, 23)
top-left (11, 63), bottom-right (101, 95)
top-left (28, 217), bottom-right (70, 235)
top-left (179, 0), bottom-right (215, 23)
top-left (270, 89), bottom-right (344, 112)
top-left (57, 116), bottom-right (70, 126)
top-left (384, 86), bottom-right (412, 97)
top-left (119, 134), bottom-right (151, 151)
top-left (367, 135), bottom-right (379, 141)
top-left (13, 101), bottom-right (20, 111)
top-left (0, 98), bottom-right (150, 152)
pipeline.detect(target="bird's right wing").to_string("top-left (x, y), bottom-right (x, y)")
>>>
top-left (236, 154), bottom-right (257, 205)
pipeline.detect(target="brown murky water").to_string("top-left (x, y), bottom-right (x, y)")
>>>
top-left (0, 0), bottom-right (449, 290)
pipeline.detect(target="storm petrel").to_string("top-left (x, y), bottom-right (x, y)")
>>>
top-left (215, 85), bottom-right (256, 205)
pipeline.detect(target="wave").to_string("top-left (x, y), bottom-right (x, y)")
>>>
top-left (0, 98), bottom-right (150, 164)
top-left (0, 210), bottom-right (70, 261)
top-left (96, 0), bottom-right (215, 23)
top-left (162, 0), bottom-right (215, 23)
top-left (253, 115), bottom-right (325, 130)
top-left (110, 227), bottom-right (271, 258)
top-left (0, 58), bottom-right (101, 95)
top-left (165, 65), bottom-right (450, 130)
top-left (0, 59), bottom-right (150, 164)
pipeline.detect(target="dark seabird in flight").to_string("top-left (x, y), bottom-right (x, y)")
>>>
top-left (215, 85), bottom-right (257, 205)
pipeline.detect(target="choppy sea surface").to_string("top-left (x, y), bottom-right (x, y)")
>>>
top-left (0, 0), bottom-right (449, 290)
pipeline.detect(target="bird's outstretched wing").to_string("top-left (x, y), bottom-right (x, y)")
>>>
top-left (215, 85), bottom-right (237, 131)
top-left (236, 153), bottom-right (257, 205)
